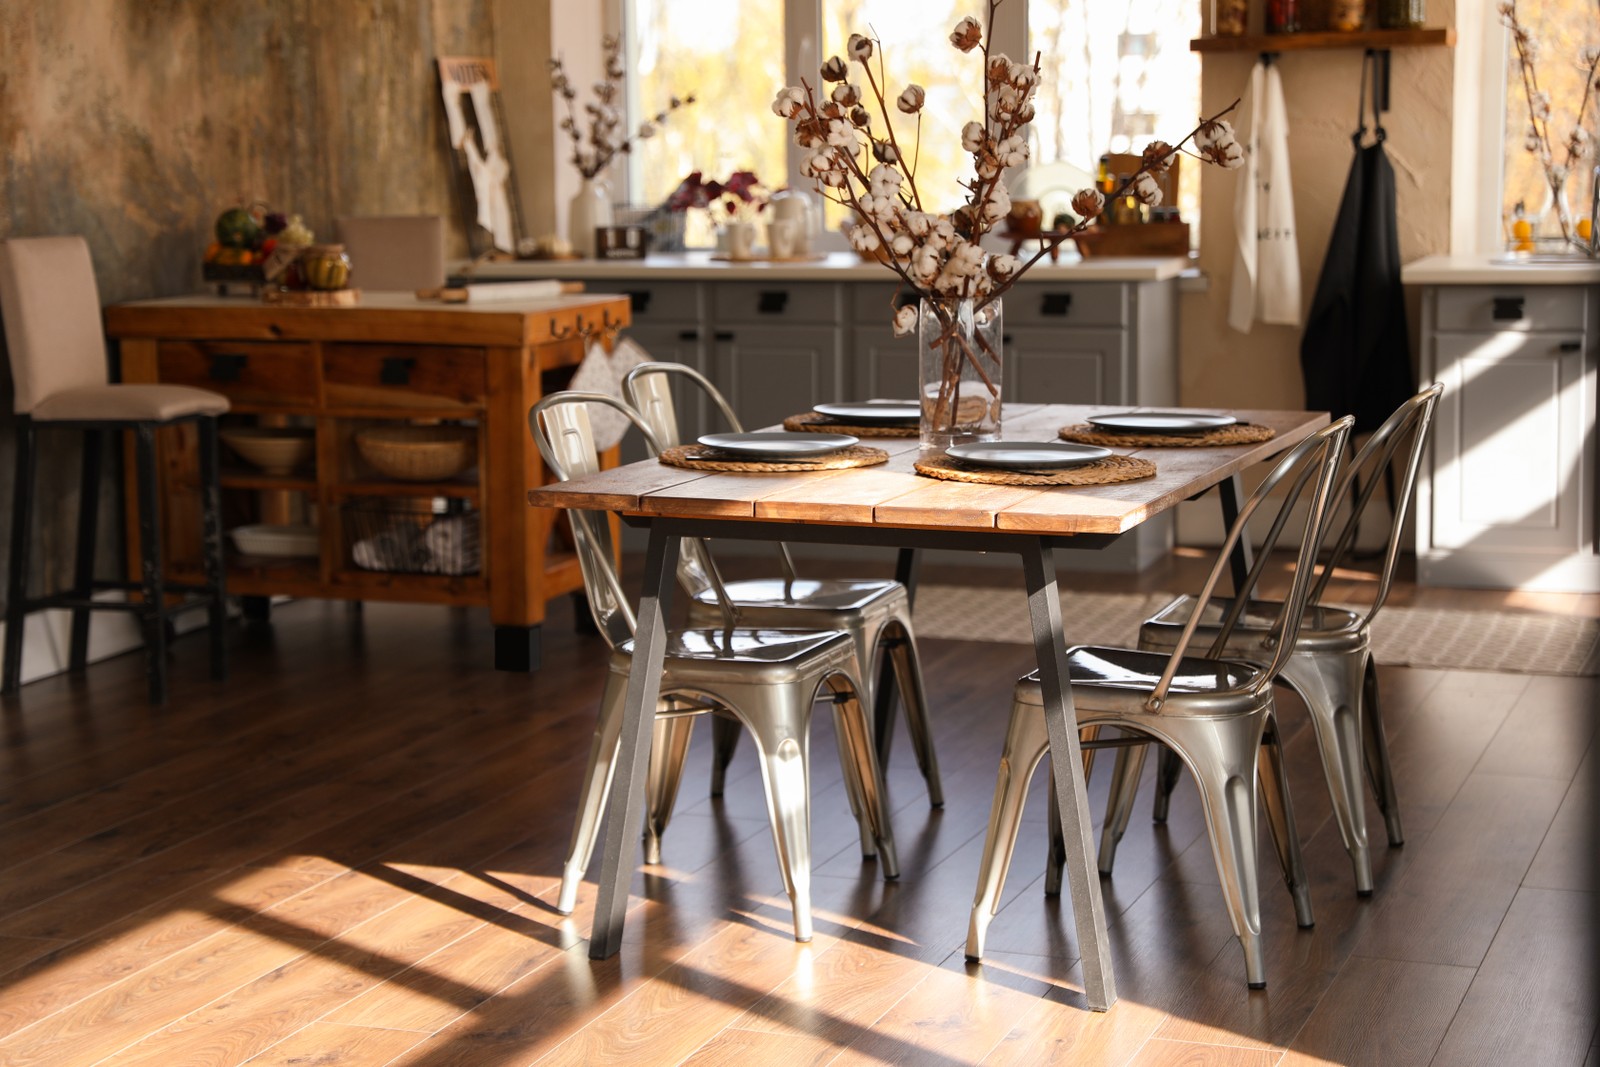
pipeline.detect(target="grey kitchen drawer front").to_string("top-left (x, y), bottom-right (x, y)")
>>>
top-left (613, 281), bottom-right (703, 324)
top-left (1433, 285), bottom-right (1588, 333)
top-left (713, 282), bottom-right (839, 324)
top-left (850, 281), bottom-right (1127, 327)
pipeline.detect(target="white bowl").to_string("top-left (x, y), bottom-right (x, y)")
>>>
top-left (220, 427), bottom-right (315, 476)
top-left (229, 524), bottom-right (320, 559)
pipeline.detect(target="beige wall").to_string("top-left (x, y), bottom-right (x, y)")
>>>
top-left (1183, 19), bottom-right (1460, 410)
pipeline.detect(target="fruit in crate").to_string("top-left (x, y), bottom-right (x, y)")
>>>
top-left (214, 206), bottom-right (263, 248)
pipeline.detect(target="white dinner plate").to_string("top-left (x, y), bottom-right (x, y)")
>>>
top-left (698, 431), bottom-right (859, 458)
top-left (946, 441), bottom-right (1112, 470)
top-left (813, 400), bottom-right (920, 425)
top-left (1087, 412), bottom-right (1238, 433)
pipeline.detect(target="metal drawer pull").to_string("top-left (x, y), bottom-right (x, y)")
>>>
top-left (1041, 293), bottom-right (1073, 316)
top-left (208, 353), bottom-right (247, 381)
top-left (628, 290), bottom-right (652, 313)
top-left (714, 330), bottom-right (736, 342)
top-left (379, 357), bottom-right (416, 385)
top-left (1492, 296), bottom-right (1525, 321)
top-left (893, 292), bottom-right (920, 311)
top-left (1558, 340), bottom-right (1583, 352)
top-left (678, 329), bottom-right (701, 342)
top-left (758, 290), bottom-right (789, 314)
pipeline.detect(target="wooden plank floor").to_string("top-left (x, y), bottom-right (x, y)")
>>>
top-left (0, 552), bottom-right (1593, 1066)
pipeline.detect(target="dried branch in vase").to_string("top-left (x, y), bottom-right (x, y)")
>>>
top-left (549, 35), bottom-right (696, 181)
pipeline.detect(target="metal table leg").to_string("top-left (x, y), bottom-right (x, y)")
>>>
top-left (1217, 473), bottom-right (1254, 596)
top-left (1020, 538), bottom-right (1117, 1011)
top-left (589, 524), bottom-right (681, 958)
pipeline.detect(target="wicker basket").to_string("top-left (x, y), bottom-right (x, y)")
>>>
top-left (343, 499), bottom-right (480, 575)
top-left (355, 426), bottom-right (475, 482)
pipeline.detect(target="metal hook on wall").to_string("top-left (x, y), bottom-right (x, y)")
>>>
top-left (1366, 47), bottom-right (1392, 114)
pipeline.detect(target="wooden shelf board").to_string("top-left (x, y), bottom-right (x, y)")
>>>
top-left (1190, 27), bottom-right (1455, 53)
top-left (220, 470), bottom-right (318, 492)
top-left (331, 480), bottom-right (480, 500)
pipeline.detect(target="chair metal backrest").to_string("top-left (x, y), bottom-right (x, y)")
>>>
top-left (530, 390), bottom-right (738, 647)
top-left (623, 362), bottom-right (800, 591)
top-left (0, 236), bottom-right (110, 414)
top-left (1307, 383), bottom-right (1444, 628)
top-left (1150, 416), bottom-right (1355, 710)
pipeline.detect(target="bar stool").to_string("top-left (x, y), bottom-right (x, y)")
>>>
top-left (1, 236), bottom-right (230, 704)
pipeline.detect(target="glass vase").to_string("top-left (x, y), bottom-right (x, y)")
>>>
top-left (567, 177), bottom-right (613, 258)
top-left (917, 296), bottom-right (1004, 452)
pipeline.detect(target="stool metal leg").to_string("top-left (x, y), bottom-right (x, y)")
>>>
top-left (134, 425), bottom-right (168, 705)
top-left (69, 428), bottom-right (103, 673)
top-left (197, 417), bottom-right (228, 681)
top-left (3, 418), bottom-right (37, 694)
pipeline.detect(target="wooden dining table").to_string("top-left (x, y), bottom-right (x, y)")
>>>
top-left (527, 402), bottom-right (1328, 1012)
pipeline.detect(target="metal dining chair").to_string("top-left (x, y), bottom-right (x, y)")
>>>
top-left (966, 417), bottom-right (1353, 988)
top-left (622, 361), bottom-right (942, 820)
top-left (2, 235), bottom-right (230, 704)
top-left (1108, 385), bottom-right (1442, 896)
top-left (531, 390), bottom-right (898, 942)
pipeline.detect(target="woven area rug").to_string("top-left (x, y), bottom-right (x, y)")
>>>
top-left (912, 585), bottom-right (1600, 677)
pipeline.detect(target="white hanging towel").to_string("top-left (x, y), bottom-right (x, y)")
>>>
top-left (1228, 60), bottom-right (1301, 333)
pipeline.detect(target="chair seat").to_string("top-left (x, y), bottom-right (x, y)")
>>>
top-left (691, 578), bottom-right (904, 615)
top-left (614, 627), bottom-right (857, 685)
top-left (1143, 595), bottom-right (1367, 655)
top-left (32, 383), bottom-right (230, 423)
top-left (1016, 644), bottom-right (1264, 713)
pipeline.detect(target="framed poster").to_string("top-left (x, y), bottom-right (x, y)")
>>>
top-left (437, 56), bottom-right (525, 256)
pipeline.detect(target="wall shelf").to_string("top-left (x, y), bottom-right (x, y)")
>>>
top-left (1190, 27), bottom-right (1456, 53)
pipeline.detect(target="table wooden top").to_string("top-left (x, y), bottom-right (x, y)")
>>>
top-left (104, 291), bottom-right (631, 347)
top-left (529, 405), bottom-right (1329, 538)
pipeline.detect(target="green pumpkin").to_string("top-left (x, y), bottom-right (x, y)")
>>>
top-left (215, 207), bottom-right (262, 249)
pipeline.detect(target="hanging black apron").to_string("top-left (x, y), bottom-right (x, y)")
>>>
top-left (1299, 53), bottom-right (1416, 433)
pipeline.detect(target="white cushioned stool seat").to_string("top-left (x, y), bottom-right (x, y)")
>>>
top-left (31, 383), bottom-right (232, 423)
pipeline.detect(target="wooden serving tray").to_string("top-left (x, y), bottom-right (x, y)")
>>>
top-left (262, 288), bottom-right (362, 307)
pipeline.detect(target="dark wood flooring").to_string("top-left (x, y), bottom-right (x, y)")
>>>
top-left (0, 552), bottom-right (1593, 1066)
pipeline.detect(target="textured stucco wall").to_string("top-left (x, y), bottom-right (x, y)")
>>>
top-left (1182, 20), bottom-right (1458, 410)
top-left (0, 0), bottom-right (505, 611)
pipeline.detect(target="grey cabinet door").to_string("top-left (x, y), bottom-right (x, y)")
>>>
top-left (850, 326), bottom-right (920, 400)
top-left (711, 325), bottom-right (844, 431)
top-left (1428, 331), bottom-right (1592, 555)
top-left (1004, 326), bottom-right (1128, 405)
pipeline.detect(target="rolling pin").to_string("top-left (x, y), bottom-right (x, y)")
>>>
top-left (417, 280), bottom-right (586, 303)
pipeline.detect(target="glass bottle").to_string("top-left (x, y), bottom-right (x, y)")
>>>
top-left (1266, 0), bottom-right (1299, 33)
top-left (1378, 0), bottom-right (1425, 29)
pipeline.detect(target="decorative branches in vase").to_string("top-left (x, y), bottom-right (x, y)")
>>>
top-left (773, 0), bottom-right (1243, 449)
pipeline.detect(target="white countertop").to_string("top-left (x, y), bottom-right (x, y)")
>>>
top-left (454, 250), bottom-right (1192, 283)
top-left (1403, 253), bottom-right (1600, 285)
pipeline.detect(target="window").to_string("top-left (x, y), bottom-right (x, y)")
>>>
top-left (615, 0), bottom-right (1202, 245)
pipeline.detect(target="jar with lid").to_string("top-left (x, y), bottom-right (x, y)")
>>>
top-left (1378, 0), bottom-right (1425, 28)
top-left (301, 244), bottom-right (352, 291)
top-left (1329, 0), bottom-right (1364, 30)
top-left (1212, 0), bottom-right (1248, 36)
top-left (1266, 0), bottom-right (1299, 33)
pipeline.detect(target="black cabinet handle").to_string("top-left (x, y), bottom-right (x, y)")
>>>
top-left (678, 329), bottom-right (701, 342)
top-left (1559, 339), bottom-right (1583, 352)
top-left (1002, 333), bottom-right (1014, 345)
top-left (208, 353), bottom-right (247, 381)
top-left (1492, 296), bottom-right (1526, 321)
top-left (1041, 292), bottom-right (1073, 317)
top-left (757, 290), bottom-right (789, 314)
top-left (893, 291), bottom-right (920, 311)
top-left (627, 290), bottom-right (652, 313)
top-left (713, 330), bottom-right (736, 342)
top-left (379, 357), bottom-right (415, 385)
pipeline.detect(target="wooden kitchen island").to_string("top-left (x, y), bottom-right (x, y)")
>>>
top-left (104, 291), bottom-right (630, 670)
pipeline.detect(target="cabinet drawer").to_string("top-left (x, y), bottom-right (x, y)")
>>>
top-left (1003, 283), bottom-right (1127, 327)
top-left (1433, 286), bottom-right (1588, 333)
top-left (614, 282), bottom-right (701, 324)
top-left (157, 341), bottom-right (316, 406)
top-left (713, 282), bottom-right (838, 324)
top-left (323, 344), bottom-right (485, 411)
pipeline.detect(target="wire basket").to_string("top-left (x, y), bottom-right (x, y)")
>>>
top-left (343, 499), bottom-right (480, 576)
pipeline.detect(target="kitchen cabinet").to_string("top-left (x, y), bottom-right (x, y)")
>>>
top-left (1406, 258), bottom-right (1599, 591)
top-left (103, 292), bottom-right (633, 668)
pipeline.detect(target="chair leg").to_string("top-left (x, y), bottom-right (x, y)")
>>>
top-left (197, 416), bottom-right (228, 682)
top-left (708, 715), bottom-right (741, 797)
top-left (3, 419), bottom-right (37, 695)
top-left (557, 673), bottom-right (629, 915)
top-left (826, 673), bottom-right (898, 878)
top-left (1362, 657), bottom-right (1404, 847)
top-left (1151, 713), bottom-right (1271, 988)
top-left (735, 689), bottom-right (817, 942)
top-left (966, 696), bottom-right (1051, 960)
top-left (1283, 652), bottom-right (1374, 895)
top-left (1152, 744), bottom-right (1183, 822)
top-left (1256, 712), bottom-right (1315, 927)
top-left (68, 428), bottom-right (102, 672)
top-left (1098, 740), bottom-right (1151, 876)
top-left (134, 425), bottom-right (168, 705)
top-left (643, 715), bottom-right (697, 865)
top-left (884, 620), bottom-right (943, 808)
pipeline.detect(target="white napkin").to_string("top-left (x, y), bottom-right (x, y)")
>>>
top-left (1229, 61), bottom-right (1301, 333)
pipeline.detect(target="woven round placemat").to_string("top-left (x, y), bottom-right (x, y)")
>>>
top-left (782, 412), bottom-right (919, 438)
top-left (1058, 423), bottom-right (1277, 448)
top-left (913, 453), bottom-right (1156, 487)
top-left (660, 443), bottom-right (890, 473)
